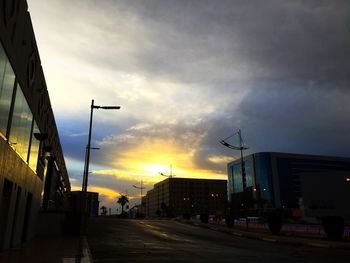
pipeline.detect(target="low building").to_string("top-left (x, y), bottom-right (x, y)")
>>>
top-left (143, 178), bottom-right (227, 218)
top-left (0, 0), bottom-right (69, 249)
top-left (69, 191), bottom-right (99, 218)
top-left (227, 152), bottom-right (350, 222)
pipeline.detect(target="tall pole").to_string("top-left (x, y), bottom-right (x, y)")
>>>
top-left (80, 99), bottom-right (95, 237)
top-left (219, 129), bottom-right (249, 229)
top-left (133, 180), bottom-right (145, 203)
top-left (238, 129), bottom-right (247, 190)
top-left (80, 99), bottom-right (120, 241)
top-left (82, 147), bottom-right (88, 191)
top-left (238, 129), bottom-right (248, 230)
top-left (82, 99), bottom-right (94, 193)
top-left (159, 164), bottom-right (176, 178)
top-left (141, 180), bottom-right (143, 198)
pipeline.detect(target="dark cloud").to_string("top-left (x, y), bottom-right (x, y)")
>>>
top-left (192, 84), bottom-right (350, 172)
top-left (84, 0), bottom-right (350, 89)
top-left (32, 0), bottom-right (350, 182)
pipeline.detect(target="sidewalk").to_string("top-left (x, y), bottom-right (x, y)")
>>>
top-left (0, 235), bottom-right (93, 263)
top-left (182, 220), bottom-right (350, 250)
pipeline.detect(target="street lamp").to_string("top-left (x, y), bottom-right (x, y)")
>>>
top-left (82, 99), bottom-right (120, 193)
top-left (133, 180), bottom-right (145, 200)
top-left (220, 129), bottom-right (249, 229)
top-left (220, 129), bottom-right (249, 191)
top-left (81, 99), bottom-right (120, 234)
top-left (159, 164), bottom-right (176, 178)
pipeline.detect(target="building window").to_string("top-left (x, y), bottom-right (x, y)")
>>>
top-left (0, 45), bottom-right (15, 137)
top-left (233, 164), bottom-right (243, 192)
top-left (9, 85), bottom-right (33, 161)
top-left (254, 153), bottom-right (274, 207)
top-left (231, 160), bottom-right (253, 193)
top-left (28, 121), bottom-right (40, 171)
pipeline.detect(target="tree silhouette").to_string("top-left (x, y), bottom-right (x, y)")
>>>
top-left (100, 206), bottom-right (107, 216)
top-left (117, 195), bottom-right (129, 215)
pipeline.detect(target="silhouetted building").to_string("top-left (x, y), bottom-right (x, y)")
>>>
top-left (227, 152), bottom-right (350, 222)
top-left (69, 191), bottom-right (99, 218)
top-left (143, 178), bottom-right (227, 217)
top-left (0, 0), bottom-right (69, 249)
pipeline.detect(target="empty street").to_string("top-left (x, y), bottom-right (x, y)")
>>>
top-left (87, 218), bottom-right (350, 263)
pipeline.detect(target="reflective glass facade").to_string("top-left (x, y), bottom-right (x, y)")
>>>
top-left (228, 160), bottom-right (253, 194)
top-left (9, 86), bottom-right (33, 160)
top-left (28, 122), bottom-right (40, 171)
top-left (0, 42), bottom-right (40, 173)
top-left (254, 153), bottom-right (274, 207)
top-left (0, 45), bottom-right (15, 136)
top-left (227, 154), bottom-right (273, 207)
top-left (228, 152), bottom-right (350, 210)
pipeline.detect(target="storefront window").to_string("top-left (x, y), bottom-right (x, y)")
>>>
top-left (0, 45), bottom-right (15, 137)
top-left (9, 85), bottom-right (33, 160)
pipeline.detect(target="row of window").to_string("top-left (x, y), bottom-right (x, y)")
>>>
top-left (0, 43), bottom-right (40, 172)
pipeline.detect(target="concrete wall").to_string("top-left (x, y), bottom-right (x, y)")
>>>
top-left (0, 136), bottom-right (42, 249)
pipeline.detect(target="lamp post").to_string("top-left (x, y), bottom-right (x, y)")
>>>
top-left (133, 180), bottom-right (145, 200)
top-left (82, 99), bottom-right (120, 193)
top-left (220, 129), bottom-right (248, 192)
top-left (81, 99), bottom-right (120, 233)
top-left (159, 164), bottom-right (176, 178)
top-left (220, 129), bottom-right (249, 229)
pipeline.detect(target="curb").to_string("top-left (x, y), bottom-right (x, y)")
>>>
top-left (180, 220), bottom-right (350, 250)
top-left (82, 236), bottom-right (94, 263)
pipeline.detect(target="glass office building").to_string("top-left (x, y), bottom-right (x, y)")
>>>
top-left (0, 1), bottom-right (70, 250)
top-left (227, 152), bottom-right (350, 213)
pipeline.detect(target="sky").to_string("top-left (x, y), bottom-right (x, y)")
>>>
top-left (27, 0), bottom-right (350, 212)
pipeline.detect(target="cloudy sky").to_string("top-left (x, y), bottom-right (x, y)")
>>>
top-left (27, 0), bottom-right (350, 211)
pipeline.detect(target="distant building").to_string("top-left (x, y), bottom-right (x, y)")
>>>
top-left (69, 191), bottom-right (99, 218)
top-left (142, 178), bottom-right (227, 217)
top-left (227, 152), bottom-right (350, 221)
top-left (0, 1), bottom-right (69, 249)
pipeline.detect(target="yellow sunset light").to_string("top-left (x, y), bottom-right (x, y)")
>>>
top-left (140, 163), bottom-right (171, 176)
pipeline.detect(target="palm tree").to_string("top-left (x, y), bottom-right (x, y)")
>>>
top-left (100, 206), bottom-right (107, 216)
top-left (117, 195), bottom-right (129, 215)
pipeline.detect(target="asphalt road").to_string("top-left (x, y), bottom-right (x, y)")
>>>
top-left (87, 218), bottom-right (350, 263)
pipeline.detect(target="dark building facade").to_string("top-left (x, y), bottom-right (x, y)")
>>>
top-left (69, 191), bottom-right (99, 218)
top-left (0, 0), bottom-right (69, 249)
top-left (143, 178), bottom-right (227, 218)
top-left (227, 152), bottom-right (350, 222)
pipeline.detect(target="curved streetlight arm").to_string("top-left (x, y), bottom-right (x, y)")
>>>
top-left (133, 180), bottom-right (146, 200)
top-left (133, 185), bottom-right (145, 190)
top-left (219, 140), bottom-right (249, 150)
top-left (159, 172), bottom-right (176, 178)
top-left (94, 106), bottom-right (121, 110)
top-left (159, 164), bottom-right (176, 178)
